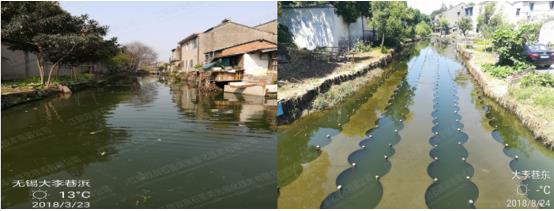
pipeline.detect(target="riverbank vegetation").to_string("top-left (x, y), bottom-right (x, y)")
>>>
top-left (1, 2), bottom-right (158, 94)
top-left (458, 13), bottom-right (554, 146)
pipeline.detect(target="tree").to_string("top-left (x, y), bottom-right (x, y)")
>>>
top-left (278, 24), bottom-right (295, 47)
top-left (369, 1), bottom-right (408, 50)
top-left (476, 2), bottom-right (504, 36)
top-left (457, 17), bottom-right (473, 36)
top-left (439, 17), bottom-right (449, 35)
top-left (124, 42), bottom-right (158, 71)
top-left (491, 24), bottom-right (540, 65)
top-left (415, 21), bottom-right (432, 38)
top-left (1, 2), bottom-right (116, 86)
top-left (332, 2), bottom-right (362, 45)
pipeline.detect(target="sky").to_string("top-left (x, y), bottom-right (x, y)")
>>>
top-left (60, 1), bottom-right (277, 62)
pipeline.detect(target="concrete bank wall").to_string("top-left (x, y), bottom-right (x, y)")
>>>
top-left (457, 46), bottom-right (553, 150)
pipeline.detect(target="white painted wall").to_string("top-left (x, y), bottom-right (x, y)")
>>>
top-left (539, 20), bottom-right (554, 44)
top-left (279, 5), bottom-right (368, 50)
top-left (243, 53), bottom-right (268, 77)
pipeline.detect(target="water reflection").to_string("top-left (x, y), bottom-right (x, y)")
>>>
top-left (2, 76), bottom-right (276, 208)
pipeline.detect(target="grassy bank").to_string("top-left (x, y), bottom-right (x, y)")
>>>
top-left (1, 74), bottom-right (96, 94)
top-left (311, 68), bottom-right (385, 110)
top-left (458, 44), bottom-right (554, 149)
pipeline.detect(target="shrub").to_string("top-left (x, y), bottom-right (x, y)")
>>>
top-left (352, 41), bottom-right (372, 53)
top-left (482, 64), bottom-right (520, 78)
top-left (520, 73), bottom-right (554, 87)
top-left (491, 24), bottom-right (540, 66)
top-left (415, 21), bottom-right (432, 38)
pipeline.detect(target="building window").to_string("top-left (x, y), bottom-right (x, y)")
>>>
top-left (190, 60), bottom-right (193, 68)
top-left (530, 2), bottom-right (534, 11)
top-left (516, 8), bottom-right (520, 16)
top-left (465, 7), bottom-right (473, 16)
top-left (550, 1), bottom-right (554, 9)
top-left (457, 11), bottom-right (460, 16)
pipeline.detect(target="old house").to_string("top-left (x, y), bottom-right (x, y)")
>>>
top-left (210, 39), bottom-right (277, 96)
top-left (173, 19), bottom-right (277, 73)
top-left (169, 19), bottom-right (278, 96)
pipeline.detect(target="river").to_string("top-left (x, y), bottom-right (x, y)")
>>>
top-left (278, 41), bottom-right (553, 209)
top-left (1, 76), bottom-right (277, 208)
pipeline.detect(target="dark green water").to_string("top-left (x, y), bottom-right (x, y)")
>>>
top-left (279, 42), bottom-right (554, 208)
top-left (1, 76), bottom-right (276, 208)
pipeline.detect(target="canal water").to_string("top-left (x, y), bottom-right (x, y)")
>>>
top-left (278, 41), bottom-right (554, 208)
top-left (1, 76), bottom-right (277, 208)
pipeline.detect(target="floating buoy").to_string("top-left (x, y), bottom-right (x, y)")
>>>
top-left (435, 132), bottom-right (439, 135)
top-left (369, 135), bottom-right (373, 138)
top-left (338, 123), bottom-right (342, 127)
top-left (388, 143), bottom-right (393, 147)
top-left (505, 143), bottom-right (509, 147)
top-left (384, 155), bottom-right (389, 159)
top-left (399, 119), bottom-right (403, 122)
top-left (469, 200), bottom-right (474, 204)
top-left (466, 176), bottom-right (471, 180)
top-left (361, 145), bottom-right (366, 149)
top-left (375, 175), bottom-right (380, 180)
top-left (457, 128), bottom-right (461, 131)
top-left (326, 134), bottom-right (331, 139)
top-left (394, 129), bottom-right (398, 132)
top-left (433, 178), bottom-right (438, 182)
top-left (434, 157), bottom-right (438, 160)
top-left (352, 162), bottom-right (356, 167)
top-left (458, 141), bottom-right (462, 145)
top-left (462, 157), bottom-right (466, 161)
top-left (434, 144), bottom-right (438, 147)
top-left (157, 138), bottom-right (162, 142)
top-left (337, 185), bottom-right (342, 190)
top-left (316, 145), bottom-right (321, 150)
top-left (514, 155), bottom-right (519, 160)
top-left (100, 151), bottom-right (107, 156)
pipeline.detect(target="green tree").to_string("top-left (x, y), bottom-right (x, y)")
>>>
top-left (457, 17), bottom-right (473, 36)
top-left (369, 1), bottom-right (408, 50)
top-left (332, 2), bottom-right (362, 44)
top-left (278, 24), bottom-right (295, 47)
top-left (1, 2), bottom-right (116, 86)
top-left (476, 2), bottom-right (504, 36)
top-left (491, 24), bottom-right (540, 65)
top-left (415, 21), bottom-right (432, 38)
top-left (438, 17), bottom-right (449, 35)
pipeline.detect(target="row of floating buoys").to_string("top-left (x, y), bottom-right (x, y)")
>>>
top-left (320, 48), bottom-right (428, 208)
top-left (424, 52), bottom-right (478, 208)
top-left (477, 91), bottom-right (553, 208)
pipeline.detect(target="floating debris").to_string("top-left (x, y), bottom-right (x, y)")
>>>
top-left (89, 129), bottom-right (104, 135)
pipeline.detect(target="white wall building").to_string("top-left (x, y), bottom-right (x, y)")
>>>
top-left (438, 1), bottom-right (554, 37)
top-left (279, 4), bottom-right (370, 50)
